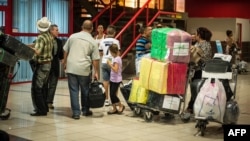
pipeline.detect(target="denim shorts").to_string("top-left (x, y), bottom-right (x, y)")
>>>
top-left (101, 63), bottom-right (111, 81)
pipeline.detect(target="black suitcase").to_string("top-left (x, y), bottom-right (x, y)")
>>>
top-left (0, 63), bottom-right (13, 120)
top-left (0, 48), bottom-right (18, 67)
top-left (1, 34), bottom-right (35, 60)
top-left (88, 79), bottom-right (105, 108)
top-left (120, 81), bottom-right (135, 111)
top-left (204, 58), bottom-right (231, 73)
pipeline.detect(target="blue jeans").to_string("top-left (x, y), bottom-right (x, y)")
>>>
top-left (67, 73), bottom-right (91, 116)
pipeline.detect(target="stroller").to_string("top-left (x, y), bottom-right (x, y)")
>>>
top-left (193, 57), bottom-right (239, 136)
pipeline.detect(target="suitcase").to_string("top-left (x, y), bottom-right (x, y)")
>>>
top-left (0, 48), bottom-right (18, 67)
top-left (88, 79), bottom-right (105, 108)
top-left (2, 34), bottom-right (35, 60)
top-left (0, 64), bottom-right (13, 120)
top-left (223, 99), bottom-right (239, 124)
top-left (204, 58), bottom-right (231, 73)
top-left (120, 81), bottom-right (134, 111)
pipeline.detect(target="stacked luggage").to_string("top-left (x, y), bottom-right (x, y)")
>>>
top-left (123, 27), bottom-right (192, 121)
top-left (0, 32), bottom-right (35, 120)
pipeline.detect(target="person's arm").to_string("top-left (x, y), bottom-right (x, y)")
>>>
top-left (62, 51), bottom-right (68, 70)
top-left (145, 42), bottom-right (151, 49)
top-left (107, 60), bottom-right (119, 73)
top-left (92, 60), bottom-right (99, 80)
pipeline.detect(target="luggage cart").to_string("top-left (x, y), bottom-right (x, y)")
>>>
top-left (194, 63), bottom-right (238, 136)
top-left (133, 67), bottom-right (193, 122)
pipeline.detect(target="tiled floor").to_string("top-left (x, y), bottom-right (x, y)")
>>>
top-left (1, 71), bottom-right (250, 141)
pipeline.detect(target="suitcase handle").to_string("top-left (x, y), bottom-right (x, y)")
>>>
top-left (9, 61), bottom-right (20, 79)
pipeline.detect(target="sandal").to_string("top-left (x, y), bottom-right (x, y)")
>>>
top-left (118, 105), bottom-right (125, 114)
top-left (107, 110), bottom-right (118, 115)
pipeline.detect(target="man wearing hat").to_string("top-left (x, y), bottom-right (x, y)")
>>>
top-left (30, 17), bottom-right (54, 116)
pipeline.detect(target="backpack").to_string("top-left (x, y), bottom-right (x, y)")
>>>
top-left (88, 79), bottom-right (105, 108)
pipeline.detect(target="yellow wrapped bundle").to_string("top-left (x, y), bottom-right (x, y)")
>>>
top-left (128, 79), bottom-right (149, 104)
top-left (139, 58), bottom-right (168, 94)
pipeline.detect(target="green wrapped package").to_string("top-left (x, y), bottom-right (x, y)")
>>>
top-left (151, 28), bottom-right (174, 61)
top-left (151, 27), bottom-right (191, 63)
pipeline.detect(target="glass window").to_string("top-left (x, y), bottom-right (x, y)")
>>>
top-left (0, 0), bottom-right (7, 6)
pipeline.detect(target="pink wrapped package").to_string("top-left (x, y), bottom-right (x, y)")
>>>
top-left (166, 29), bottom-right (191, 63)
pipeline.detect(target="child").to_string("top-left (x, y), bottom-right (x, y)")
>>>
top-left (106, 44), bottom-right (125, 114)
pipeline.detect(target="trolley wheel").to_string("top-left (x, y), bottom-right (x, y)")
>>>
top-left (180, 112), bottom-right (191, 123)
top-left (200, 124), bottom-right (206, 136)
top-left (133, 107), bottom-right (142, 116)
top-left (195, 120), bottom-right (207, 136)
top-left (0, 108), bottom-right (11, 120)
top-left (143, 111), bottom-right (153, 122)
top-left (164, 113), bottom-right (175, 119)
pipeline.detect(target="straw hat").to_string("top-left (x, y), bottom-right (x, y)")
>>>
top-left (36, 17), bottom-right (51, 32)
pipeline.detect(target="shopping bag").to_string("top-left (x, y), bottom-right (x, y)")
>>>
top-left (194, 78), bottom-right (227, 122)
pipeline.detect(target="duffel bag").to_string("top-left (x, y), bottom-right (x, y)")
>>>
top-left (88, 79), bottom-right (105, 108)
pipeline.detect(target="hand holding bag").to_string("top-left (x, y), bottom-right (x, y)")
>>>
top-left (88, 79), bottom-right (105, 108)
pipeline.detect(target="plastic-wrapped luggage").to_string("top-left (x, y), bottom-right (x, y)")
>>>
top-left (0, 63), bottom-right (12, 120)
top-left (150, 27), bottom-right (191, 63)
top-left (0, 48), bottom-right (18, 67)
top-left (88, 79), bottom-right (105, 108)
top-left (1, 34), bottom-right (35, 60)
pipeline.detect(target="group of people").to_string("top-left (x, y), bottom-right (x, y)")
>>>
top-left (29, 18), bottom-right (125, 119)
top-left (29, 16), bottom-right (238, 119)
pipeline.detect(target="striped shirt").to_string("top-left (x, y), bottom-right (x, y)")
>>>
top-left (34, 32), bottom-right (54, 63)
top-left (135, 36), bottom-right (150, 58)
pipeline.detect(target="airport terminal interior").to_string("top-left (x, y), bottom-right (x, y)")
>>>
top-left (0, 69), bottom-right (250, 141)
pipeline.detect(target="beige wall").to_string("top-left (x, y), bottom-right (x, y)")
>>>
top-left (186, 18), bottom-right (250, 42)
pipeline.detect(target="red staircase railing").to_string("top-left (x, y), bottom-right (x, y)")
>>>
top-left (120, 0), bottom-right (180, 59)
top-left (92, 0), bottom-right (116, 28)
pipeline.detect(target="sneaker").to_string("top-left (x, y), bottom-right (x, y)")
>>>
top-left (72, 115), bottom-right (80, 120)
top-left (104, 100), bottom-right (110, 106)
top-left (82, 110), bottom-right (93, 116)
top-left (48, 103), bottom-right (54, 109)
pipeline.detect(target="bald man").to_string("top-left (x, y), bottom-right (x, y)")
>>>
top-left (63, 20), bottom-right (100, 119)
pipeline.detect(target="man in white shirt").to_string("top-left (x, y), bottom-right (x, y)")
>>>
top-left (99, 25), bottom-right (120, 106)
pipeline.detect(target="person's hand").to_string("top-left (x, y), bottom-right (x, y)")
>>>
top-left (62, 60), bottom-right (66, 70)
top-left (107, 59), bottom-right (111, 66)
top-left (93, 72), bottom-right (99, 80)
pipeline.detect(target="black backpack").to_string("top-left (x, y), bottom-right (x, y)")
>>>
top-left (88, 79), bottom-right (105, 108)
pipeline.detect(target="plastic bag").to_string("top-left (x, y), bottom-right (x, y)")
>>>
top-left (194, 78), bottom-right (227, 122)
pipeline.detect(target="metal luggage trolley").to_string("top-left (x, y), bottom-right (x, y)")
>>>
top-left (131, 66), bottom-right (193, 122)
top-left (194, 61), bottom-right (238, 136)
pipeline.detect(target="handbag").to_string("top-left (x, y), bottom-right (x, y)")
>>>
top-left (190, 46), bottom-right (204, 64)
top-left (88, 79), bottom-right (105, 108)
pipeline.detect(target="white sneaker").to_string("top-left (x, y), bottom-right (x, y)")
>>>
top-left (104, 100), bottom-right (110, 106)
